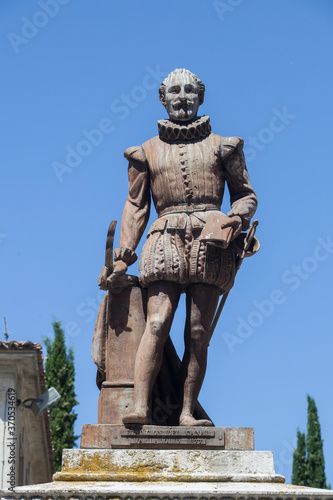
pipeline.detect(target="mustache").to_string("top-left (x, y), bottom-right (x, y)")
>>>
top-left (173, 100), bottom-right (195, 109)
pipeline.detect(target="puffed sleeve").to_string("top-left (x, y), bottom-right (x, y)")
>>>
top-left (221, 137), bottom-right (257, 230)
top-left (117, 146), bottom-right (151, 253)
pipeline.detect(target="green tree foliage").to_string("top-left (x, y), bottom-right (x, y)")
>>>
top-left (291, 395), bottom-right (330, 489)
top-left (306, 395), bottom-right (327, 489)
top-left (291, 430), bottom-right (307, 486)
top-left (44, 321), bottom-right (78, 471)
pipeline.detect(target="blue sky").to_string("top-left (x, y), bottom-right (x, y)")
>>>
top-left (1, 0), bottom-right (332, 485)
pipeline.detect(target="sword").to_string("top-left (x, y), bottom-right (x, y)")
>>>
top-left (105, 220), bottom-right (117, 279)
top-left (208, 219), bottom-right (259, 339)
top-left (239, 219), bottom-right (258, 263)
top-left (102, 219), bottom-right (139, 292)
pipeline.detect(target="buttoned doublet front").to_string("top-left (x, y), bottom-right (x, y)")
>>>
top-left (120, 116), bottom-right (257, 293)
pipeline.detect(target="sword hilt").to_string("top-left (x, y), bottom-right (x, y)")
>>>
top-left (241, 219), bottom-right (258, 260)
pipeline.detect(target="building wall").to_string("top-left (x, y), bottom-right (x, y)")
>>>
top-left (0, 344), bottom-right (53, 490)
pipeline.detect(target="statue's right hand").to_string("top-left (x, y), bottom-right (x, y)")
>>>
top-left (98, 266), bottom-right (109, 290)
top-left (107, 260), bottom-right (128, 285)
top-left (98, 261), bottom-right (128, 290)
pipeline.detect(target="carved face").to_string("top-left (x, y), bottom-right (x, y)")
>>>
top-left (165, 73), bottom-right (200, 122)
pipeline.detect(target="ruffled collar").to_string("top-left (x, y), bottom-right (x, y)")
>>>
top-left (158, 115), bottom-right (211, 142)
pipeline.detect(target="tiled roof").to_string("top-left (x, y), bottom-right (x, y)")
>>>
top-left (0, 340), bottom-right (43, 350)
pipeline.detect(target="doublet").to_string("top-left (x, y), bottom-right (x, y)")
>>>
top-left (120, 116), bottom-right (257, 292)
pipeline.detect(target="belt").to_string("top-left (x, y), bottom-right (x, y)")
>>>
top-left (159, 203), bottom-right (219, 217)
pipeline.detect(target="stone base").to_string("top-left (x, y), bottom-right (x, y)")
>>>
top-left (80, 425), bottom-right (254, 450)
top-left (3, 481), bottom-right (333, 500)
top-left (52, 448), bottom-right (283, 483)
top-left (2, 448), bottom-right (333, 500)
top-left (98, 383), bottom-right (135, 425)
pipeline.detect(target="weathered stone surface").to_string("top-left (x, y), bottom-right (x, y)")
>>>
top-left (51, 448), bottom-right (283, 483)
top-left (97, 384), bottom-right (135, 426)
top-left (3, 443), bottom-right (332, 500)
top-left (3, 481), bottom-right (333, 500)
top-left (80, 425), bottom-right (254, 450)
top-left (92, 285), bottom-right (147, 425)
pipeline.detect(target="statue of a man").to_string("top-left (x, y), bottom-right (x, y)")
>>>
top-left (99, 68), bottom-right (257, 426)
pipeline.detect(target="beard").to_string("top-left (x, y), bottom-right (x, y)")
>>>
top-left (167, 98), bottom-right (198, 122)
top-left (174, 102), bottom-right (195, 120)
top-left (176, 108), bottom-right (187, 119)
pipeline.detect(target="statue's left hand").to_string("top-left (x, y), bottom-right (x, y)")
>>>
top-left (223, 215), bottom-right (242, 241)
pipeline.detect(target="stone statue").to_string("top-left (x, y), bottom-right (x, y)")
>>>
top-left (97, 68), bottom-right (258, 427)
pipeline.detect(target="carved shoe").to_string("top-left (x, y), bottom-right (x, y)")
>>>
top-left (179, 415), bottom-right (214, 426)
top-left (122, 412), bottom-right (149, 425)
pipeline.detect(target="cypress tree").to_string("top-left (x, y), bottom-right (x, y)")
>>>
top-left (292, 396), bottom-right (330, 489)
top-left (306, 395), bottom-right (327, 489)
top-left (291, 430), bottom-right (308, 486)
top-left (44, 321), bottom-right (78, 471)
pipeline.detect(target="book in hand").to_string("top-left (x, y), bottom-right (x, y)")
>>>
top-left (200, 212), bottom-right (233, 249)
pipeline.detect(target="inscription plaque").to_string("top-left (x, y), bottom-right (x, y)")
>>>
top-left (110, 426), bottom-right (225, 449)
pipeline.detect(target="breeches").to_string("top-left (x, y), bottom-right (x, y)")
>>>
top-left (139, 223), bottom-right (236, 293)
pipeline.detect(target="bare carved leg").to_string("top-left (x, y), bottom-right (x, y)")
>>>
top-left (123, 281), bottom-right (181, 425)
top-left (179, 284), bottom-right (220, 426)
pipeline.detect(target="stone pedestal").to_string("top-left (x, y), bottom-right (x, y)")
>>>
top-left (98, 382), bottom-right (135, 425)
top-left (2, 428), bottom-right (332, 500)
top-left (94, 286), bottom-right (147, 425)
top-left (80, 425), bottom-right (254, 450)
top-left (0, 434), bottom-right (333, 500)
top-left (53, 448), bottom-right (283, 483)
top-left (4, 480), bottom-right (332, 500)
top-left (2, 445), bottom-right (333, 500)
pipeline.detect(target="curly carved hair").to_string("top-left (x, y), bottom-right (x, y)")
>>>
top-left (159, 69), bottom-right (205, 107)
